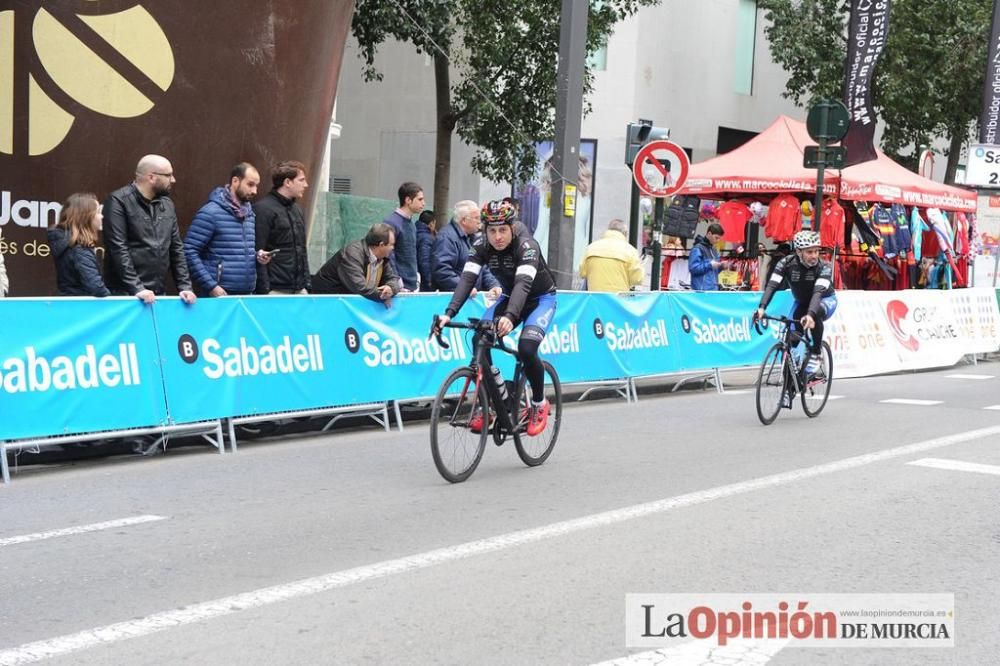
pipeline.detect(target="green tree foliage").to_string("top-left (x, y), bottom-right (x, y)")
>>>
top-left (351, 0), bottom-right (657, 225)
top-left (759, 0), bottom-right (993, 181)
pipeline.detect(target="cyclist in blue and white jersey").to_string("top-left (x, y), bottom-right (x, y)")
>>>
top-left (755, 229), bottom-right (837, 377)
top-left (434, 200), bottom-right (557, 436)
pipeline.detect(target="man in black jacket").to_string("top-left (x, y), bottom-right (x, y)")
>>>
top-left (103, 154), bottom-right (196, 304)
top-left (312, 223), bottom-right (401, 308)
top-left (254, 161), bottom-right (311, 294)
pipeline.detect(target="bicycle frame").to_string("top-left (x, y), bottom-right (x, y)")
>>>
top-left (756, 314), bottom-right (817, 395)
top-left (433, 318), bottom-right (525, 437)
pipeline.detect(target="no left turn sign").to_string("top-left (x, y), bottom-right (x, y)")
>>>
top-left (632, 140), bottom-right (690, 198)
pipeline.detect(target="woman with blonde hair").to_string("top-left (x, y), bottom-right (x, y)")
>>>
top-left (48, 193), bottom-right (111, 297)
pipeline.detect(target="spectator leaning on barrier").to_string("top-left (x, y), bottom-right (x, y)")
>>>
top-left (48, 193), bottom-right (111, 297)
top-left (0, 240), bottom-right (7, 297)
top-left (578, 218), bottom-right (644, 292)
top-left (184, 163), bottom-right (266, 297)
top-left (431, 199), bottom-right (500, 293)
top-left (383, 181), bottom-right (424, 291)
top-left (688, 222), bottom-right (725, 291)
top-left (416, 209), bottom-right (436, 291)
top-left (253, 160), bottom-right (311, 294)
top-left (103, 154), bottom-right (195, 304)
top-left (311, 223), bottom-right (401, 308)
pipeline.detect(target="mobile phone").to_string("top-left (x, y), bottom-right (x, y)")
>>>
top-left (260, 248), bottom-right (281, 256)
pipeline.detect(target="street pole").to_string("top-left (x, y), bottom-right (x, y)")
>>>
top-left (547, 0), bottom-right (588, 290)
top-left (628, 181), bottom-right (641, 248)
top-left (649, 195), bottom-right (665, 290)
top-left (812, 107), bottom-right (829, 235)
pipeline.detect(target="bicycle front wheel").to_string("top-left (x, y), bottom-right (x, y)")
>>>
top-left (801, 341), bottom-right (833, 417)
top-left (514, 361), bottom-right (562, 467)
top-left (430, 367), bottom-right (489, 483)
top-left (755, 343), bottom-right (789, 426)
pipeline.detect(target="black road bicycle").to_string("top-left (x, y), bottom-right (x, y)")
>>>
top-left (753, 314), bottom-right (833, 425)
top-left (429, 316), bottom-right (562, 483)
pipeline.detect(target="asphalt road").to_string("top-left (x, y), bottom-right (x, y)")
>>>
top-left (2, 362), bottom-right (999, 665)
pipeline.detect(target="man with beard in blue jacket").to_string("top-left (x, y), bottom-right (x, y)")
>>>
top-left (185, 163), bottom-right (268, 296)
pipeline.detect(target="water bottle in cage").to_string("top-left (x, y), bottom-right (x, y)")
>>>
top-left (791, 343), bottom-right (807, 373)
top-left (490, 366), bottom-right (508, 403)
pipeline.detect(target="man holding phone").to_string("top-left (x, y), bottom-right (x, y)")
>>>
top-left (254, 160), bottom-right (311, 294)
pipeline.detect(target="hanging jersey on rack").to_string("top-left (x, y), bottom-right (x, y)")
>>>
top-left (717, 201), bottom-right (751, 244)
top-left (820, 197), bottom-right (846, 249)
top-left (766, 193), bottom-right (801, 241)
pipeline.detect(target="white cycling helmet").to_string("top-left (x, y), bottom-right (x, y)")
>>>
top-left (792, 230), bottom-right (821, 250)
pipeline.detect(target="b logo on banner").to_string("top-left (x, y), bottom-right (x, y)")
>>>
top-left (178, 334), bottom-right (199, 363)
top-left (592, 318), bottom-right (605, 339)
top-left (344, 327), bottom-right (360, 353)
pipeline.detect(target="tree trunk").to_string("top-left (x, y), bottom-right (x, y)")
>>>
top-left (944, 131), bottom-right (964, 185)
top-left (433, 52), bottom-right (455, 230)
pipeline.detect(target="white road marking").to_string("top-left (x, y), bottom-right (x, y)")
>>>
top-left (805, 394), bottom-right (843, 401)
top-left (880, 399), bottom-right (943, 406)
top-left (723, 390), bottom-right (751, 395)
top-left (3, 425), bottom-right (1000, 665)
top-left (593, 638), bottom-right (789, 665)
top-left (984, 405), bottom-right (1000, 411)
top-left (908, 458), bottom-right (1000, 477)
top-left (945, 374), bottom-right (994, 380)
top-left (0, 516), bottom-right (167, 548)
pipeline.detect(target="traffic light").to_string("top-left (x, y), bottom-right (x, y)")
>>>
top-left (625, 119), bottom-right (670, 167)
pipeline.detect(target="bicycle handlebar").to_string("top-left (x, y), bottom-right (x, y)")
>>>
top-left (751, 313), bottom-right (792, 336)
top-left (429, 316), bottom-right (516, 354)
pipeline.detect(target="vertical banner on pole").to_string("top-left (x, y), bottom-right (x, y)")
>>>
top-left (980, 0), bottom-right (1000, 145)
top-left (842, 0), bottom-right (892, 167)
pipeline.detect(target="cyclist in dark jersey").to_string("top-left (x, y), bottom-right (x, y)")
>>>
top-left (434, 200), bottom-right (557, 436)
top-left (755, 229), bottom-right (837, 376)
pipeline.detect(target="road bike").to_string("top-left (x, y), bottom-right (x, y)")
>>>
top-left (428, 316), bottom-right (562, 483)
top-left (753, 314), bottom-right (833, 425)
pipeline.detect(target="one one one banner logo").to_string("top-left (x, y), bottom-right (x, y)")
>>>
top-left (980, 0), bottom-right (1000, 144)
top-left (842, 0), bottom-right (892, 167)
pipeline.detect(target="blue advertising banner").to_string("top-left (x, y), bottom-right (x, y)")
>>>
top-left (585, 292), bottom-right (680, 379)
top-left (335, 293), bottom-right (485, 402)
top-left (667, 291), bottom-right (792, 370)
top-left (0, 298), bottom-right (167, 440)
top-left (155, 294), bottom-right (488, 422)
top-left (155, 296), bottom-right (324, 422)
top-left (2, 290), bottom-right (811, 442)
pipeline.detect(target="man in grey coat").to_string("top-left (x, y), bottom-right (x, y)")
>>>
top-left (311, 223), bottom-right (401, 308)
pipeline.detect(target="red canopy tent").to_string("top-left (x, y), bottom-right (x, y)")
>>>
top-left (680, 115), bottom-right (976, 213)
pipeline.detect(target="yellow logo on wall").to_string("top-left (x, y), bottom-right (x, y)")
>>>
top-left (0, 4), bottom-right (174, 156)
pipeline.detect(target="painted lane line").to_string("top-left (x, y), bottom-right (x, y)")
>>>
top-left (880, 399), bottom-right (943, 406)
top-left (593, 638), bottom-right (789, 666)
top-left (945, 374), bottom-right (994, 380)
top-left (3, 426), bottom-right (1000, 665)
top-left (984, 405), bottom-right (1000, 411)
top-left (805, 394), bottom-right (844, 401)
top-left (0, 516), bottom-right (167, 548)
top-left (908, 458), bottom-right (1000, 477)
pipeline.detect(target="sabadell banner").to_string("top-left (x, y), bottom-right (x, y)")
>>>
top-left (0, 1), bottom-right (354, 295)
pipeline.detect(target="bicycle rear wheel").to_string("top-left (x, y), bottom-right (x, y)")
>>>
top-left (430, 367), bottom-right (489, 483)
top-left (514, 361), bottom-right (562, 466)
top-left (755, 343), bottom-right (789, 425)
top-left (801, 341), bottom-right (833, 417)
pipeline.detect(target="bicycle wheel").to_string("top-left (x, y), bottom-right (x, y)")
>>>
top-left (801, 341), bottom-right (833, 417)
top-left (513, 361), bottom-right (562, 467)
top-left (430, 367), bottom-right (489, 483)
top-left (755, 343), bottom-right (790, 426)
